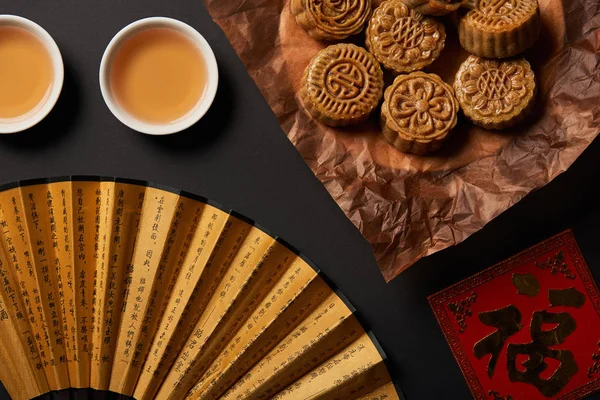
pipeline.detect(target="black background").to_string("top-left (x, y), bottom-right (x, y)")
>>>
top-left (0, 1), bottom-right (599, 399)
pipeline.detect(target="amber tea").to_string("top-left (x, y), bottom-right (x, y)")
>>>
top-left (110, 27), bottom-right (207, 124)
top-left (0, 26), bottom-right (54, 119)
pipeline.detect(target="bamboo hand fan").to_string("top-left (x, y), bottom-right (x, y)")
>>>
top-left (0, 177), bottom-right (399, 400)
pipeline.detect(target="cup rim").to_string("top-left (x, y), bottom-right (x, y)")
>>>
top-left (99, 17), bottom-right (219, 135)
top-left (0, 15), bottom-right (64, 134)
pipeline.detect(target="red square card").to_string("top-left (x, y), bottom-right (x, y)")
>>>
top-left (429, 230), bottom-right (600, 400)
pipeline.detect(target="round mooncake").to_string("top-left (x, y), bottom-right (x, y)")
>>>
top-left (400, 0), bottom-right (464, 16)
top-left (291, 0), bottom-right (372, 41)
top-left (366, 0), bottom-right (446, 74)
top-left (301, 43), bottom-right (384, 127)
top-left (458, 0), bottom-right (541, 58)
top-left (454, 55), bottom-right (536, 129)
top-left (381, 71), bottom-right (459, 154)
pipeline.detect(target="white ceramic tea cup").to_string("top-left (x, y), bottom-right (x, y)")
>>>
top-left (0, 15), bottom-right (64, 134)
top-left (99, 17), bottom-right (219, 135)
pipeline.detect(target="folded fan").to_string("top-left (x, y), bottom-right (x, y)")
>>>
top-left (0, 177), bottom-right (399, 400)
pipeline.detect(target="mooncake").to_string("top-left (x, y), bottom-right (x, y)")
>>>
top-left (454, 55), bottom-right (536, 129)
top-left (301, 43), bottom-right (384, 126)
top-left (400, 0), bottom-right (464, 16)
top-left (458, 0), bottom-right (541, 58)
top-left (366, 0), bottom-right (446, 74)
top-left (291, 0), bottom-right (372, 41)
top-left (381, 71), bottom-right (459, 154)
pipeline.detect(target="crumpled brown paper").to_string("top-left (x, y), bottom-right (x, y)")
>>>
top-left (203, 0), bottom-right (600, 282)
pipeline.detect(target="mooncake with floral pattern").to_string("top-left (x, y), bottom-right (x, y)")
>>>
top-left (381, 71), bottom-right (459, 154)
top-left (366, 0), bottom-right (446, 74)
top-left (458, 0), bottom-right (541, 58)
top-left (454, 55), bottom-right (536, 129)
top-left (291, 0), bottom-right (372, 41)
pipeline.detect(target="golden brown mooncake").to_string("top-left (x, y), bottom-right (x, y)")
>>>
top-left (301, 43), bottom-right (384, 126)
top-left (366, 0), bottom-right (446, 74)
top-left (291, 0), bottom-right (372, 41)
top-left (458, 0), bottom-right (541, 58)
top-left (400, 0), bottom-right (464, 16)
top-left (454, 56), bottom-right (536, 129)
top-left (381, 72), bottom-right (459, 154)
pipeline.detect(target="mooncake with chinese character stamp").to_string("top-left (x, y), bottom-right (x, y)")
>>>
top-left (291, 0), bottom-right (372, 41)
top-left (454, 55), bottom-right (536, 129)
top-left (301, 43), bottom-right (384, 126)
top-left (381, 71), bottom-right (459, 154)
top-left (366, 0), bottom-right (446, 74)
top-left (400, 0), bottom-right (464, 16)
top-left (459, 0), bottom-right (541, 58)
